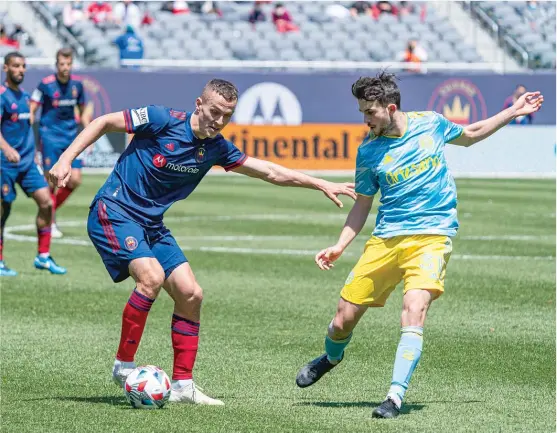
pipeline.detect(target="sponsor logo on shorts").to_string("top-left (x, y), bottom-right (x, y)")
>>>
top-left (153, 153), bottom-right (167, 168)
top-left (125, 236), bottom-right (138, 251)
top-left (2, 184), bottom-right (9, 196)
top-left (131, 107), bottom-right (149, 127)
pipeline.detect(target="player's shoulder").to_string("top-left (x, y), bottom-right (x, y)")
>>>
top-left (407, 110), bottom-right (437, 119)
top-left (168, 108), bottom-right (187, 121)
top-left (0, 85), bottom-right (7, 96)
top-left (70, 74), bottom-right (84, 85)
top-left (41, 74), bottom-right (56, 84)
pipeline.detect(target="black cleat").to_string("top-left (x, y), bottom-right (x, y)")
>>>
top-left (296, 354), bottom-right (341, 388)
top-left (372, 397), bottom-right (401, 419)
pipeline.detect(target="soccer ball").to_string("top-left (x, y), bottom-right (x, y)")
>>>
top-left (124, 365), bottom-right (171, 409)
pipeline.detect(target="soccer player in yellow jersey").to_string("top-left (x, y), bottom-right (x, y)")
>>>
top-left (295, 72), bottom-right (543, 418)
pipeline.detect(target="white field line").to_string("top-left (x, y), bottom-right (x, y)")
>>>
top-left (3, 220), bottom-right (554, 261)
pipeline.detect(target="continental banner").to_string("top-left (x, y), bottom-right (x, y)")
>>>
top-left (225, 124), bottom-right (370, 170)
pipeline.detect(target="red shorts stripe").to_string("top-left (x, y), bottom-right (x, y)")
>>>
top-left (98, 201), bottom-right (121, 253)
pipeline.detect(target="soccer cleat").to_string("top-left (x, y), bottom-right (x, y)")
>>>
top-left (0, 261), bottom-right (18, 277)
top-left (51, 223), bottom-right (63, 239)
top-left (169, 381), bottom-right (224, 405)
top-left (296, 353), bottom-right (342, 388)
top-left (372, 397), bottom-right (401, 419)
top-left (34, 255), bottom-right (67, 274)
top-left (112, 361), bottom-right (137, 388)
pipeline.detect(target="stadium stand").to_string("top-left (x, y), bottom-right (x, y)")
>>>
top-left (0, 11), bottom-right (43, 59)
top-left (33, 1), bottom-right (487, 68)
top-left (466, 1), bottom-right (556, 69)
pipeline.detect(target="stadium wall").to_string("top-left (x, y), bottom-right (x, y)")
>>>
top-left (23, 69), bottom-right (556, 177)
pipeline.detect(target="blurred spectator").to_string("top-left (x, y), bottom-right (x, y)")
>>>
top-left (113, 25), bottom-right (144, 69)
top-left (113, 0), bottom-right (142, 29)
top-left (190, 1), bottom-right (222, 16)
top-left (162, 1), bottom-right (190, 15)
top-left (523, 1), bottom-right (547, 29)
top-left (398, 1), bottom-right (415, 16)
top-left (350, 1), bottom-right (373, 17)
top-left (0, 25), bottom-right (19, 48)
top-left (399, 39), bottom-right (427, 72)
top-left (326, 4), bottom-right (351, 19)
top-left (248, 2), bottom-right (265, 24)
top-left (272, 3), bottom-right (299, 33)
top-left (372, 1), bottom-right (398, 18)
top-left (63, 1), bottom-right (87, 27)
top-left (87, 1), bottom-right (113, 24)
top-left (9, 24), bottom-right (34, 46)
top-left (504, 85), bottom-right (534, 124)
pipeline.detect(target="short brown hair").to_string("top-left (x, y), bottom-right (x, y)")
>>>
top-left (202, 79), bottom-right (238, 102)
top-left (56, 47), bottom-right (73, 64)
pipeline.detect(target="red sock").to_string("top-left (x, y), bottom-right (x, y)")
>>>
top-left (171, 314), bottom-right (200, 380)
top-left (37, 226), bottom-right (51, 255)
top-left (55, 186), bottom-right (73, 210)
top-left (116, 288), bottom-right (155, 362)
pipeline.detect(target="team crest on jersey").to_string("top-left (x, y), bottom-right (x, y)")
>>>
top-left (53, 90), bottom-right (60, 98)
top-left (196, 147), bottom-right (206, 163)
top-left (382, 154), bottom-right (394, 165)
top-left (72, 86), bottom-right (78, 98)
top-left (165, 143), bottom-right (175, 152)
top-left (419, 135), bottom-right (435, 151)
top-left (125, 236), bottom-right (138, 251)
top-left (2, 184), bottom-right (9, 196)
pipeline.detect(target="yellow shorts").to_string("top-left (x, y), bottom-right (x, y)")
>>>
top-left (341, 235), bottom-right (453, 307)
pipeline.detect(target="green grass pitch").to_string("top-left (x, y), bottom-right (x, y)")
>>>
top-left (2, 175), bottom-right (555, 433)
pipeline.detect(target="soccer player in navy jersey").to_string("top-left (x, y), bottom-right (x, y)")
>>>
top-left (0, 52), bottom-right (66, 276)
top-left (49, 78), bottom-right (356, 405)
top-left (30, 48), bottom-right (91, 238)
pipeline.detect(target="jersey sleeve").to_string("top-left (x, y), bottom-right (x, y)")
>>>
top-left (433, 111), bottom-right (464, 143)
top-left (217, 140), bottom-right (247, 171)
top-left (355, 149), bottom-right (379, 197)
top-left (123, 105), bottom-right (170, 136)
top-left (31, 81), bottom-right (47, 105)
top-left (78, 82), bottom-right (86, 106)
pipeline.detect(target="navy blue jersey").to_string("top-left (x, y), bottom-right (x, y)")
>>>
top-left (0, 84), bottom-right (34, 167)
top-left (31, 74), bottom-right (86, 142)
top-left (94, 105), bottom-right (247, 226)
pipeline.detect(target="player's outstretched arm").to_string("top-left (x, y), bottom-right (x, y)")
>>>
top-left (450, 91), bottom-right (544, 147)
top-left (230, 156), bottom-right (357, 208)
top-left (49, 112), bottom-right (126, 188)
top-left (315, 194), bottom-right (374, 270)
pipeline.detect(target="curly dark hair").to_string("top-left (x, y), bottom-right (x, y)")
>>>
top-left (351, 71), bottom-right (401, 109)
top-left (203, 78), bottom-right (239, 102)
top-left (4, 51), bottom-right (24, 66)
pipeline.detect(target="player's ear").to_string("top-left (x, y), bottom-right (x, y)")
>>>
top-left (387, 104), bottom-right (397, 114)
top-left (194, 97), bottom-right (202, 114)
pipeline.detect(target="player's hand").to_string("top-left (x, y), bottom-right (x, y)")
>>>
top-left (2, 145), bottom-right (21, 163)
top-left (513, 91), bottom-right (544, 117)
top-left (315, 244), bottom-right (345, 270)
top-left (319, 181), bottom-right (357, 208)
top-left (49, 159), bottom-right (72, 188)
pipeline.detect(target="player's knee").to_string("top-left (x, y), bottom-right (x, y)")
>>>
top-left (178, 283), bottom-right (203, 305)
top-left (38, 196), bottom-right (53, 212)
top-left (136, 268), bottom-right (165, 298)
top-left (402, 299), bottom-right (429, 325)
top-left (329, 317), bottom-right (353, 339)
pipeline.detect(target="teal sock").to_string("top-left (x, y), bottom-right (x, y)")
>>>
top-left (325, 333), bottom-right (352, 363)
top-left (387, 326), bottom-right (423, 407)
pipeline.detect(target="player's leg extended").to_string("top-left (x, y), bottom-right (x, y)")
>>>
top-left (30, 186), bottom-right (66, 274)
top-left (373, 235), bottom-right (452, 419)
top-left (297, 236), bottom-right (402, 388)
top-left (162, 263), bottom-right (223, 405)
top-left (296, 298), bottom-right (367, 388)
top-left (0, 200), bottom-right (17, 276)
top-left (0, 168), bottom-right (17, 276)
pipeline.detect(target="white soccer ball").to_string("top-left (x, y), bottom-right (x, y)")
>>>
top-left (124, 365), bottom-right (171, 409)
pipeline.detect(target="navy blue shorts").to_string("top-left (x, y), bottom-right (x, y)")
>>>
top-left (87, 199), bottom-right (188, 283)
top-left (1, 160), bottom-right (48, 203)
top-left (40, 135), bottom-right (83, 170)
